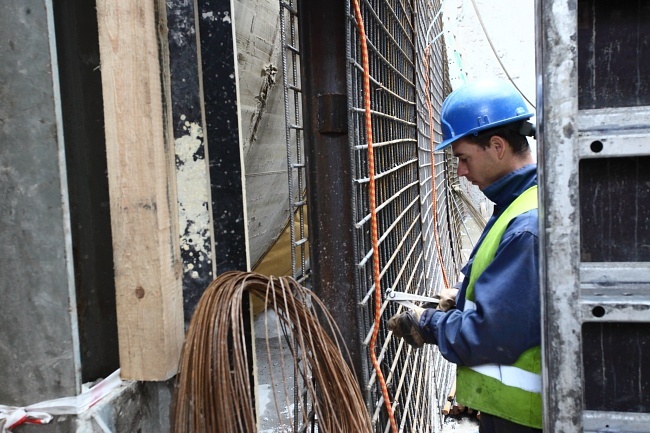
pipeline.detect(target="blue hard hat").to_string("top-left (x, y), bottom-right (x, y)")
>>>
top-left (436, 79), bottom-right (534, 151)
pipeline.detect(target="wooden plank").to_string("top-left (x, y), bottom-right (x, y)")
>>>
top-left (96, 0), bottom-right (184, 380)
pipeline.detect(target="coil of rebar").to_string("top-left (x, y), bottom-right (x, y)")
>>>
top-left (171, 271), bottom-right (373, 433)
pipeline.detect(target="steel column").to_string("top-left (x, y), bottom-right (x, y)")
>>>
top-left (536, 0), bottom-right (583, 431)
top-left (299, 0), bottom-right (365, 378)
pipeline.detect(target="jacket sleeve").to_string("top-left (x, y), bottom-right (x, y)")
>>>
top-left (419, 214), bottom-right (541, 367)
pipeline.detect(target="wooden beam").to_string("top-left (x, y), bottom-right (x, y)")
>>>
top-left (96, 0), bottom-right (184, 380)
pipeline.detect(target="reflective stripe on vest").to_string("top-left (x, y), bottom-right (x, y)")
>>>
top-left (469, 364), bottom-right (542, 394)
top-left (456, 185), bottom-right (542, 429)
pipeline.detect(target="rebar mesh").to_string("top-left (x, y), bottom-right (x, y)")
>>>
top-left (276, 0), bottom-right (472, 431)
top-left (280, 0), bottom-right (309, 284)
top-left (347, 0), bottom-right (463, 432)
top-left (279, 2), bottom-right (314, 431)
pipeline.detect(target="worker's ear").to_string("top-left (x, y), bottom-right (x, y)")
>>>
top-left (490, 135), bottom-right (508, 159)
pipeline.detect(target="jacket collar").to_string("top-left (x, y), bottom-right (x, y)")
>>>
top-left (482, 164), bottom-right (537, 213)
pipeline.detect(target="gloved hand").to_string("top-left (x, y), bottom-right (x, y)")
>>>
top-left (436, 287), bottom-right (458, 312)
top-left (387, 306), bottom-right (425, 348)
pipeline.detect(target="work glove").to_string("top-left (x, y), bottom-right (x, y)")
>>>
top-left (387, 306), bottom-right (425, 348)
top-left (436, 287), bottom-right (458, 312)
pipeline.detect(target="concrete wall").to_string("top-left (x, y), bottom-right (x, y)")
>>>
top-left (234, 0), bottom-right (291, 269)
top-left (443, 0), bottom-right (536, 103)
top-left (442, 0), bottom-right (536, 215)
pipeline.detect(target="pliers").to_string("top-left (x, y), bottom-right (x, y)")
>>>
top-left (386, 288), bottom-right (439, 310)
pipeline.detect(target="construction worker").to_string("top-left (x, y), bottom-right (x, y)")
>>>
top-left (388, 79), bottom-right (542, 433)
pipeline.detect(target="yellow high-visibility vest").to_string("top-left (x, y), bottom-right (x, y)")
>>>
top-left (456, 185), bottom-right (542, 429)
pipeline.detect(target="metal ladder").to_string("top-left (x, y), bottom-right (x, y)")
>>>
top-left (537, 1), bottom-right (650, 431)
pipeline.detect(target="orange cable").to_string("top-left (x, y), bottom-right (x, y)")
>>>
top-left (351, 0), bottom-right (399, 432)
top-left (423, 45), bottom-right (450, 289)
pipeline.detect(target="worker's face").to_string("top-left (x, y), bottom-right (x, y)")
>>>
top-left (451, 137), bottom-right (504, 191)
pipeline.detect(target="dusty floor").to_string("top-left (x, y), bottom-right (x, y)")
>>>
top-left (443, 415), bottom-right (480, 432)
top-left (254, 311), bottom-right (296, 433)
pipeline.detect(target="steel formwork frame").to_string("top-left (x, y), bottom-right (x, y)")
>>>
top-left (536, 1), bottom-right (583, 429)
top-left (538, 1), bottom-right (650, 432)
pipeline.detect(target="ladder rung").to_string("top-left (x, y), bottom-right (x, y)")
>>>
top-left (285, 44), bottom-right (299, 54)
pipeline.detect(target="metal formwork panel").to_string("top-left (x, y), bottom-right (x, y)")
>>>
top-left (538, 0), bottom-right (650, 431)
top-left (0, 0), bottom-right (81, 415)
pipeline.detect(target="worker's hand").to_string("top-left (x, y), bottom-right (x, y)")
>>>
top-left (436, 288), bottom-right (458, 312)
top-left (387, 306), bottom-right (425, 348)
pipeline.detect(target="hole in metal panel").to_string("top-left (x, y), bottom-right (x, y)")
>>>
top-left (592, 305), bottom-right (606, 317)
top-left (590, 140), bottom-right (603, 153)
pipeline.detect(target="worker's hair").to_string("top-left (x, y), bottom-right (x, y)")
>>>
top-left (467, 120), bottom-right (532, 155)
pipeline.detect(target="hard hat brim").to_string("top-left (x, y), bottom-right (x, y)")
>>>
top-left (434, 112), bottom-right (534, 151)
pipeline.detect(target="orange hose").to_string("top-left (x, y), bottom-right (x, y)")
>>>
top-left (423, 45), bottom-right (450, 289)
top-left (351, 0), bottom-right (398, 432)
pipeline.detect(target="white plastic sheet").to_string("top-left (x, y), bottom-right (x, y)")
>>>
top-left (0, 369), bottom-right (122, 433)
